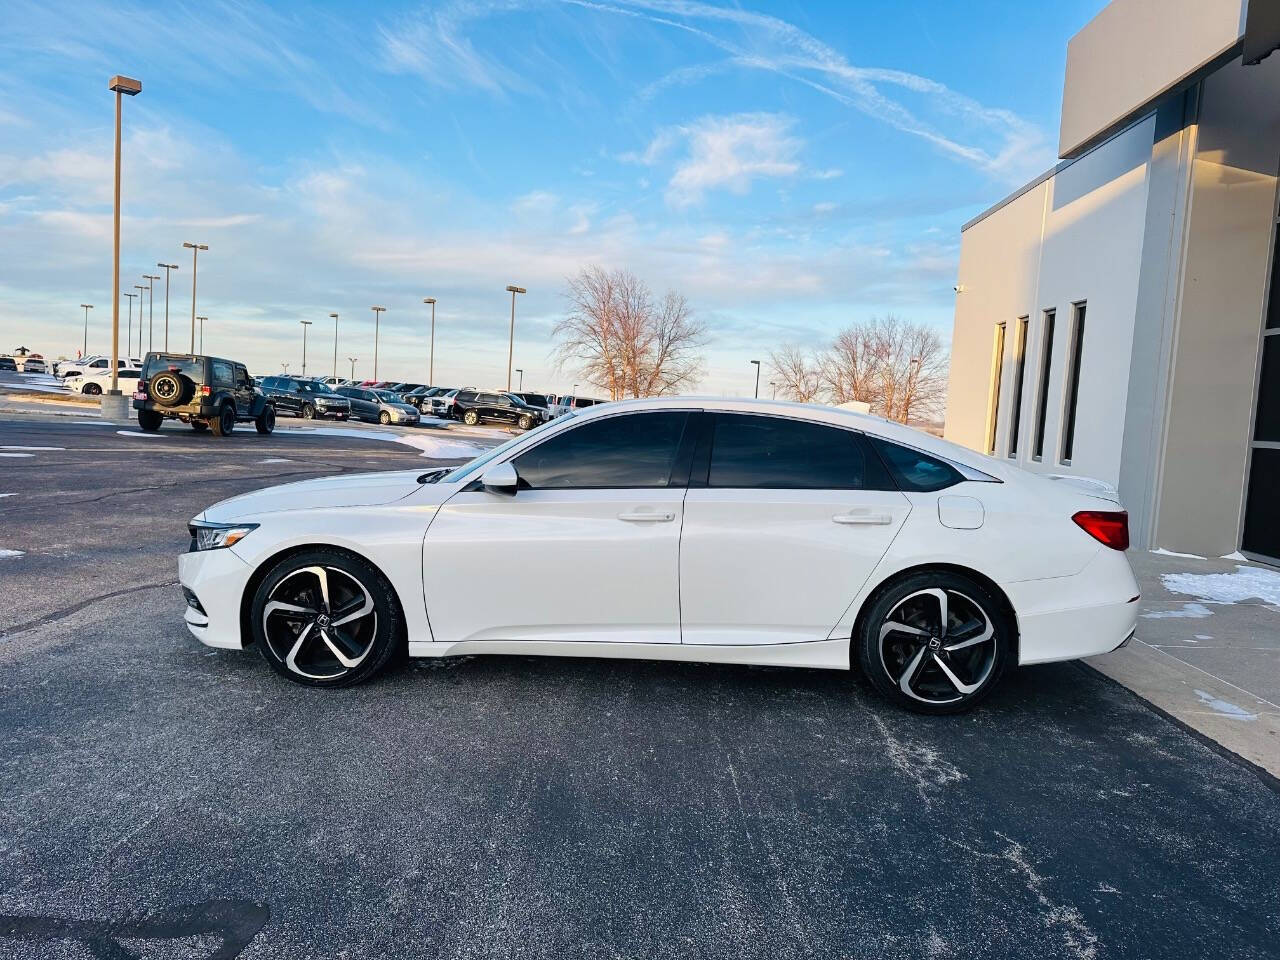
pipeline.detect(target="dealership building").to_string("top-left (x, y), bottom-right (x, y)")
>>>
top-left (945, 0), bottom-right (1280, 563)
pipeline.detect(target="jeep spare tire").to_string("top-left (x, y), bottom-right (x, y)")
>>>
top-left (149, 370), bottom-right (193, 407)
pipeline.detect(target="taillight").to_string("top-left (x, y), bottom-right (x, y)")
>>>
top-left (200, 385), bottom-right (211, 396)
top-left (1072, 510), bottom-right (1129, 551)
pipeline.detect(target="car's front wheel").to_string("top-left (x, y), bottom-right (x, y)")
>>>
top-left (856, 571), bottom-right (1012, 715)
top-left (210, 403), bottom-right (236, 437)
top-left (379, 411), bottom-right (391, 425)
top-left (83, 382), bottom-right (102, 395)
top-left (301, 404), bottom-right (315, 420)
top-left (462, 409), bottom-right (480, 426)
top-left (255, 405), bottom-right (276, 435)
top-left (251, 549), bottom-right (401, 687)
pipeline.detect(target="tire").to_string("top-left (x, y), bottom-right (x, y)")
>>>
top-left (301, 404), bottom-right (315, 420)
top-left (83, 382), bottom-right (102, 396)
top-left (149, 371), bottom-right (193, 407)
top-left (250, 548), bottom-right (402, 688)
top-left (191, 420), bottom-right (210, 433)
top-left (462, 409), bottom-right (480, 426)
top-left (337, 414), bottom-right (348, 421)
top-left (379, 411), bottom-right (391, 425)
top-left (255, 405), bottom-right (276, 435)
top-left (137, 409), bottom-right (164, 432)
top-left (517, 414), bottom-right (534, 430)
top-left (210, 403), bottom-right (236, 437)
top-left (855, 570), bottom-right (1012, 715)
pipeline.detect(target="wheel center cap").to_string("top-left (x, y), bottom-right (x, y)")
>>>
top-left (316, 613), bottom-right (331, 628)
top-left (928, 636), bottom-right (942, 651)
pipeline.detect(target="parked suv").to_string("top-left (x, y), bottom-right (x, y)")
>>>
top-left (260, 376), bottom-right (351, 420)
top-left (510, 392), bottom-right (553, 422)
top-left (133, 352), bottom-right (275, 436)
top-left (451, 390), bottom-right (544, 429)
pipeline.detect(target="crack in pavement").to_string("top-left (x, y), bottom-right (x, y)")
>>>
top-left (0, 580), bottom-right (178, 642)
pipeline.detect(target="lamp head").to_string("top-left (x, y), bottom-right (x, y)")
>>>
top-left (109, 75), bottom-right (141, 95)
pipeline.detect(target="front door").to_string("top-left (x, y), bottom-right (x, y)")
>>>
top-left (680, 413), bottom-right (911, 646)
top-left (423, 410), bottom-right (692, 646)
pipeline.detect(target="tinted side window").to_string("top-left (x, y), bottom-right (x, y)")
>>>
top-left (868, 437), bottom-right (963, 492)
top-left (212, 360), bottom-right (234, 384)
top-left (515, 413), bottom-right (688, 489)
top-left (707, 414), bottom-right (888, 490)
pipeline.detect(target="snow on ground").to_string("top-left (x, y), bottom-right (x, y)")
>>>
top-left (115, 430), bottom-right (162, 438)
top-left (1142, 602), bottom-right (1214, 620)
top-left (0, 374), bottom-right (69, 394)
top-left (259, 457), bottom-right (294, 463)
top-left (1194, 689), bottom-right (1257, 720)
top-left (281, 425), bottom-right (487, 459)
top-left (0, 549), bottom-right (24, 558)
top-left (1151, 547), bottom-right (1205, 560)
top-left (1, 445), bottom-right (64, 451)
top-left (1162, 565), bottom-right (1280, 606)
top-left (0, 453), bottom-right (34, 458)
top-left (0, 493), bottom-right (14, 498)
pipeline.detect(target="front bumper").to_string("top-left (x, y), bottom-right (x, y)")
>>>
top-left (391, 410), bottom-right (420, 424)
top-left (177, 546), bottom-right (254, 649)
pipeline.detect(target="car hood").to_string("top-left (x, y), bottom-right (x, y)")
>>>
top-left (198, 469), bottom-right (434, 521)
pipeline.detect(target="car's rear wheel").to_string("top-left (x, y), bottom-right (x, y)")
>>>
top-left (191, 420), bottom-right (209, 432)
top-left (255, 405), bottom-right (276, 435)
top-left (301, 404), bottom-right (315, 420)
top-left (251, 549), bottom-right (401, 688)
top-left (463, 409), bottom-right (480, 426)
top-left (83, 382), bottom-right (102, 395)
top-left (856, 571), bottom-right (1011, 715)
top-left (137, 409), bottom-right (164, 432)
top-left (210, 403), bottom-right (236, 437)
top-left (379, 411), bottom-right (391, 425)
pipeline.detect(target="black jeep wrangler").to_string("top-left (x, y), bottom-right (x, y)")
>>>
top-left (133, 352), bottom-right (275, 436)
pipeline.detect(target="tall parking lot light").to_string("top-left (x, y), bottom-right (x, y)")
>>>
top-left (423, 298), bottom-right (436, 384)
top-left (108, 75), bottom-right (141, 400)
top-left (183, 242), bottom-right (208, 353)
top-left (505, 285), bottom-right (525, 392)
top-left (80, 304), bottom-right (93, 357)
top-left (157, 262), bottom-right (178, 350)
top-left (123, 291), bottom-right (137, 356)
top-left (329, 313), bottom-right (339, 380)
top-left (143, 274), bottom-right (160, 352)
top-left (750, 359), bottom-right (761, 398)
top-left (134, 284), bottom-right (147, 356)
top-left (348, 357), bottom-right (358, 381)
top-left (515, 368), bottom-right (523, 390)
top-left (197, 316), bottom-right (207, 352)
top-left (300, 319), bottom-right (313, 376)
top-left (370, 306), bottom-right (385, 379)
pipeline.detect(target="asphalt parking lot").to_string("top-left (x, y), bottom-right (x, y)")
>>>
top-left (1, 415), bottom-right (1279, 959)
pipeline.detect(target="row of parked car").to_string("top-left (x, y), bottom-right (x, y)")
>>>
top-left (1, 353), bottom-right (49, 373)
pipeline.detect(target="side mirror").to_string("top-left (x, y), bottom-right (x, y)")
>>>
top-left (480, 461), bottom-right (519, 495)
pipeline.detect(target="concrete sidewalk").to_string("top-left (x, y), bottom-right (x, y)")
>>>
top-left (1089, 550), bottom-right (1280, 778)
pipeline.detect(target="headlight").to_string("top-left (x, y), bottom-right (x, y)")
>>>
top-left (188, 519), bottom-right (259, 551)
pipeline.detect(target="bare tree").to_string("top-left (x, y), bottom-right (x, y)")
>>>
top-left (555, 266), bottom-right (706, 398)
top-left (821, 325), bottom-right (881, 408)
top-left (768, 344), bottom-right (824, 402)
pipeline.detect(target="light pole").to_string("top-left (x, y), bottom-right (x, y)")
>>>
top-left (329, 313), bottom-right (339, 380)
top-left (769, 380), bottom-right (777, 400)
top-left (505, 285), bottom-right (525, 392)
top-left (143, 274), bottom-right (159, 352)
top-left (123, 291), bottom-right (137, 356)
top-left (108, 75), bottom-right (141, 401)
top-left (80, 304), bottom-right (93, 357)
top-left (157, 262), bottom-right (178, 350)
top-left (750, 359), bottom-right (761, 398)
top-left (515, 368), bottom-right (524, 391)
top-left (423, 297), bottom-right (436, 384)
top-left (348, 357), bottom-right (358, 381)
top-left (183, 242), bottom-right (208, 353)
top-left (370, 306), bottom-right (385, 379)
top-left (300, 319), bottom-right (313, 376)
top-left (282, 362), bottom-right (290, 375)
top-left (134, 284), bottom-right (147, 356)
top-left (196, 316), bottom-right (207, 352)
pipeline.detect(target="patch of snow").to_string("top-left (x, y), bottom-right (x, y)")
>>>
top-left (1142, 602), bottom-right (1213, 620)
top-left (1162, 565), bottom-right (1280, 606)
top-left (0, 493), bottom-right (14, 498)
top-left (116, 430), bottom-right (162, 438)
top-left (72, 419), bottom-right (111, 425)
top-left (1220, 551), bottom-right (1248, 561)
top-left (1150, 547), bottom-right (1205, 560)
top-left (393, 433), bottom-right (485, 460)
top-left (0, 549), bottom-right (24, 558)
top-left (0, 453), bottom-right (34, 458)
top-left (0, 445), bottom-right (64, 451)
top-left (1194, 634), bottom-right (1212, 641)
top-left (258, 457), bottom-right (294, 463)
top-left (281, 426), bottom-right (399, 442)
top-left (1193, 689), bottom-right (1256, 721)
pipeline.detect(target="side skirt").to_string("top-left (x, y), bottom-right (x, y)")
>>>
top-left (406, 638), bottom-right (851, 670)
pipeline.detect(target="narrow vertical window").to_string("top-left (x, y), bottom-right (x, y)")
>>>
top-left (1008, 317), bottom-right (1029, 458)
top-left (1060, 302), bottom-right (1086, 464)
top-left (986, 323), bottom-right (1006, 455)
top-left (1033, 309), bottom-right (1056, 460)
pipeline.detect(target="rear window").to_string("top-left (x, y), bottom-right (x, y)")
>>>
top-left (867, 436), bottom-right (963, 492)
top-left (143, 356), bottom-right (202, 380)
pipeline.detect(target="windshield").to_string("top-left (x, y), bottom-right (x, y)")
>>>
top-left (440, 412), bottom-right (574, 484)
top-left (375, 390), bottom-right (401, 402)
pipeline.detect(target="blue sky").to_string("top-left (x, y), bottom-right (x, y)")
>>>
top-left (0, 0), bottom-right (1105, 393)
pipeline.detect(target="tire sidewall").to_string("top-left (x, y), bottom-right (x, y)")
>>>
top-left (250, 548), bottom-right (401, 688)
top-left (256, 406), bottom-right (276, 434)
top-left (379, 411), bottom-right (391, 425)
top-left (463, 410), bottom-right (479, 425)
top-left (856, 570), bottom-right (1013, 715)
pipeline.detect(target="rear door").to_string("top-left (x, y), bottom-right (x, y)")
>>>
top-left (680, 413), bottom-right (911, 646)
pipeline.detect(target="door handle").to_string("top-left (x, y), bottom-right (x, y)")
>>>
top-left (832, 511), bottom-right (893, 525)
top-left (618, 511), bottom-right (676, 522)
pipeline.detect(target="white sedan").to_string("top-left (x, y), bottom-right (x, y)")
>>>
top-left (68, 367), bottom-right (141, 394)
top-left (178, 398), bottom-right (1139, 713)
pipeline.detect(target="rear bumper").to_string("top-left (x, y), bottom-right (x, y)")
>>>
top-left (177, 546), bottom-right (254, 650)
top-left (1007, 547), bottom-right (1141, 666)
